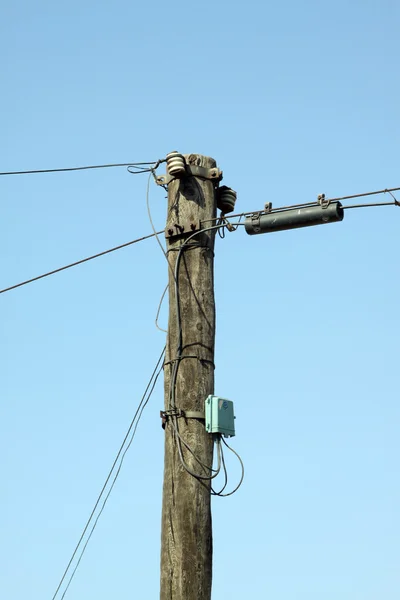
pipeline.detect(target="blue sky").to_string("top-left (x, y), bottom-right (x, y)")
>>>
top-left (1, 1), bottom-right (399, 599)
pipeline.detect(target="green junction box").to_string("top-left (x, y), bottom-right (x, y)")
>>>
top-left (205, 395), bottom-right (236, 438)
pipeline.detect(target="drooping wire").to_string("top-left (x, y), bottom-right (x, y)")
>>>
top-left (173, 428), bottom-right (222, 481)
top-left (0, 230), bottom-right (163, 295)
top-left (127, 158), bottom-right (165, 175)
top-left (145, 171), bottom-right (175, 276)
top-left (212, 437), bottom-right (245, 497)
top-left (211, 438), bottom-right (228, 496)
top-left (144, 169), bottom-right (175, 333)
top-left (58, 357), bottom-right (164, 600)
top-left (51, 346), bottom-right (166, 600)
top-left (155, 284), bottom-right (168, 333)
top-left (0, 161), bottom-right (165, 176)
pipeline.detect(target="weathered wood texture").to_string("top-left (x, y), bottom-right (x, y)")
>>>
top-left (160, 154), bottom-right (217, 600)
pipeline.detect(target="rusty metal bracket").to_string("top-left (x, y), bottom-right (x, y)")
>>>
top-left (250, 213), bottom-right (261, 234)
top-left (317, 193), bottom-right (330, 209)
top-left (156, 173), bottom-right (171, 186)
top-left (165, 219), bottom-right (201, 239)
top-left (160, 408), bottom-right (205, 429)
top-left (156, 165), bottom-right (223, 186)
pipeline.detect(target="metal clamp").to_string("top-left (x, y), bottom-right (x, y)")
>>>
top-left (250, 212), bottom-right (261, 233)
top-left (160, 408), bottom-right (205, 429)
top-left (317, 193), bottom-right (330, 209)
top-left (156, 165), bottom-right (223, 186)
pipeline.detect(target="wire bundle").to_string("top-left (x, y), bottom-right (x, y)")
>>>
top-left (165, 226), bottom-right (245, 496)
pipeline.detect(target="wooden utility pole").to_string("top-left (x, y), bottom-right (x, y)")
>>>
top-left (160, 153), bottom-right (218, 600)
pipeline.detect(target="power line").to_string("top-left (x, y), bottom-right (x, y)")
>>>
top-left (51, 346), bottom-right (166, 600)
top-left (327, 186), bottom-right (400, 203)
top-left (202, 186), bottom-right (400, 223)
top-left (0, 230), bottom-right (163, 295)
top-left (342, 201), bottom-right (397, 210)
top-left (2, 190), bottom-right (398, 297)
top-left (0, 161), bottom-right (164, 176)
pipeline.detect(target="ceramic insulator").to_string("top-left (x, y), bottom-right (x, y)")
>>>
top-left (217, 186), bottom-right (237, 214)
top-left (166, 151), bottom-right (186, 177)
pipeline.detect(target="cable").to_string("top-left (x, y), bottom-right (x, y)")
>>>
top-left (155, 284), bottom-right (168, 333)
top-left (164, 220), bottom-right (246, 487)
top-left (145, 170), bottom-right (175, 334)
top-left (211, 438), bottom-right (228, 496)
top-left (342, 202), bottom-right (398, 210)
top-left (386, 190), bottom-right (399, 204)
top-left (146, 170), bottom-right (176, 279)
top-left (59, 358), bottom-right (164, 600)
top-left (171, 224), bottom-right (226, 406)
top-left (173, 426), bottom-right (222, 480)
top-left (0, 161), bottom-right (163, 176)
top-left (201, 185), bottom-right (400, 224)
top-left (166, 223), bottom-right (229, 482)
top-left (155, 217), bottom-right (243, 488)
top-left (2, 181), bottom-right (396, 298)
top-left (212, 437), bottom-right (245, 497)
top-left (328, 186), bottom-right (400, 203)
top-left (51, 346), bottom-right (165, 600)
top-left (0, 230), bottom-right (164, 295)
top-left (168, 221), bottom-right (242, 409)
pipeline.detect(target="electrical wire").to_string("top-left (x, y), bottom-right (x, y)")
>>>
top-left (144, 170), bottom-right (175, 333)
top-left (145, 170), bottom-right (176, 279)
top-left (169, 221), bottom-right (241, 389)
top-left (0, 160), bottom-right (166, 176)
top-left (386, 190), bottom-right (399, 204)
top-left (59, 358), bottom-right (164, 600)
top-left (328, 186), bottom-right (400, 203)
top-left (3, 183), bottom-right (396, 298)
top-left (0, 230), bottom-right (164, 295)
top-left (168, 225), bottom-right (222, 411)
top-left (342, 202), bottom-right (397, 209)
top-left (155, 284), bottom-right (168, 333)
top-left (163, 219), bottom-right (245, 489)
top-left (51, 346), bottom-right (165, 600)
top-left (165, 223), bottom-right (234, 482)
top-left (173, 426), bottom-right (222, 480)
top-left (212, 437), bottom-right (245, 497)
top-left (201, 185), bottom-right (400, 224)
top-left (211, 438), bottom-right (228, 496)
